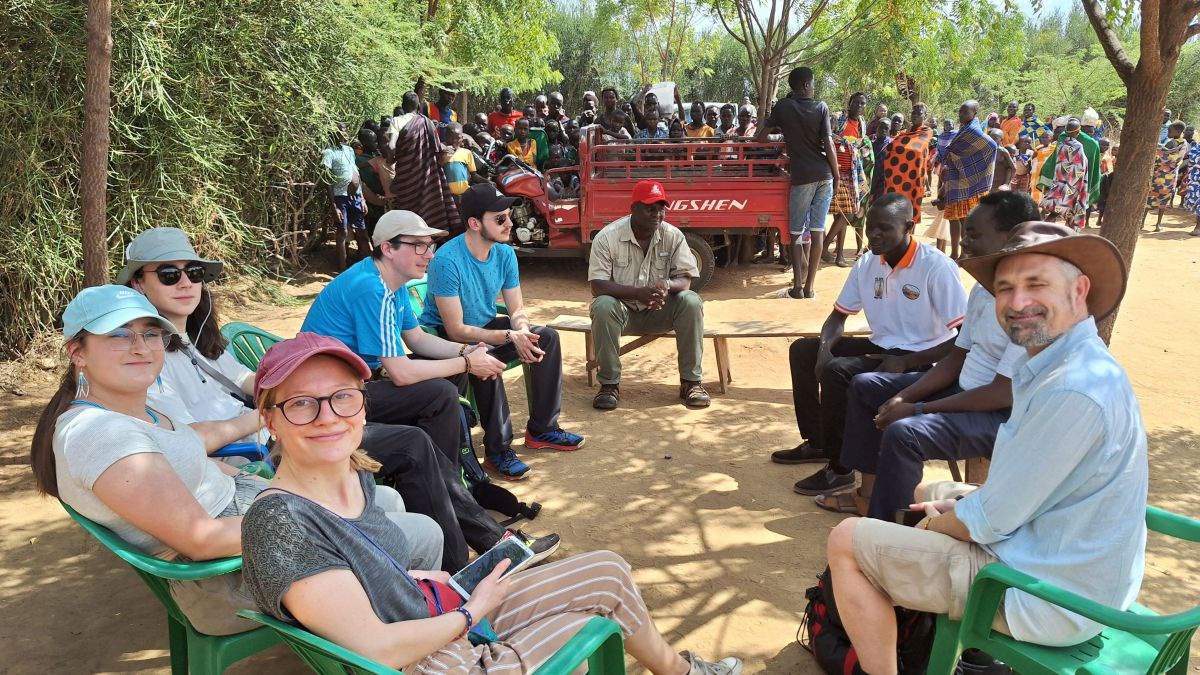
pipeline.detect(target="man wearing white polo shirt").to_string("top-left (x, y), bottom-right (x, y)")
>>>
top-left (773, 193), bottom-right (968, 495)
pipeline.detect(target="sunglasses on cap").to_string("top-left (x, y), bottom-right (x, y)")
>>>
top-left (138, 263), bottom-right (207, 286)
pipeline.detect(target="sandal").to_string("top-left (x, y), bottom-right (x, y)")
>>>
top-left (814, 491), bottom-right (867, 515)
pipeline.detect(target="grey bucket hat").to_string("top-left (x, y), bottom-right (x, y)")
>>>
top-left (115, 228), bottom-right (223, 285)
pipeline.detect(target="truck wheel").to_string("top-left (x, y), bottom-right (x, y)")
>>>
top-left (684, 233), bottom-right (716, 291)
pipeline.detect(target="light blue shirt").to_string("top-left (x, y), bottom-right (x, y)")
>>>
top-left (301, 258), bottom-right (418, 369)
top-left (421, 235), bottom-right (518, 329)
top-left (321, 144), bottom-right (357, 197)
top-left (955, 317), bottom-right (1147, 646)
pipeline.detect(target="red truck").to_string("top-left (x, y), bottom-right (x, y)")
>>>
top-left (496, 128), bottom-right (790, 290)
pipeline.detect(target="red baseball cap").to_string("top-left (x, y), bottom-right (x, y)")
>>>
top-left (254, 332), bottom-right (372, 401)
top-left (631, 180), bottom-right (669, 207)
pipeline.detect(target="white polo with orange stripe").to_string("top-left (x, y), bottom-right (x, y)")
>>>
top-left (834, 237), bottom-right (967, 351)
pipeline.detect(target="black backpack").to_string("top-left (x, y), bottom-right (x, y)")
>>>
top-left (455, 400), bottom-right (541, 527)
top-left (799, 566), bottom-right (936, 675)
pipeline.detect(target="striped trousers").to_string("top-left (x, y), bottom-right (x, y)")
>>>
top-left (409, 550), bottom-right (649, 674)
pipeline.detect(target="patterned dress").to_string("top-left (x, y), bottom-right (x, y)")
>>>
top-left (831, 116), bottom-right (871, 217)
top-left (883, 126), bottom-right (935, 222)
top-left (1039, 136), bottom-right (1089, 229)
top-left (1146, 140), bottom-right (1188, 208)
top-left (1182, 143), bottom-right (1200, 216)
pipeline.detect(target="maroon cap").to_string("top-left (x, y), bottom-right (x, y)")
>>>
top-left (254, 332), bottom-right (372, 401)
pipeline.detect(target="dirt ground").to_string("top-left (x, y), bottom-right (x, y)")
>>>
top-left (2, 207), bottom-right (1199, 674)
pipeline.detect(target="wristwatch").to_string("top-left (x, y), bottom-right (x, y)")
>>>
top-left (913, 402), bottom-right (926, 415)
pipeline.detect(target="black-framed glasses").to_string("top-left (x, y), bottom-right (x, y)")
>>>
top-left (391, 240), bottom-right (437, 256)
top-left (104, 327), bottom-right (170, 351)
top-left (268, 388), bottom-right (366, 425)
top-left (140, 263), bottom-right (207, 286)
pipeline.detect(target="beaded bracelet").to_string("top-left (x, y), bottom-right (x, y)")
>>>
top-left (458, 343), bottom-right (468, 356)
top-left (453, 606), bottom-right (474, 639)
top-left (462, 355), bottom-right (471, 374)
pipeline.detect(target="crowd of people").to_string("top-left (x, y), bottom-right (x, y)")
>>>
top-left (30, 65), bottom-right (1184, 675)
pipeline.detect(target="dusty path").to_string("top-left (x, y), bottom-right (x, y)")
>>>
top-left (2, 210), bottom-right (1198, 673)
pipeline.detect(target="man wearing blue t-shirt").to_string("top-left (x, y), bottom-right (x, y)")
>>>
top-left (302, 211), bottom-right (508, 465)
top-left (422, 183), bottom-right (585, 479)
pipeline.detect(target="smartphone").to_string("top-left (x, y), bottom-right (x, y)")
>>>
top-left (449, 536), bottom-right (534, 599)
top-left (896, 508), bottom-right (927, 528)
top-left (487, 341), bottom-right (520, 364)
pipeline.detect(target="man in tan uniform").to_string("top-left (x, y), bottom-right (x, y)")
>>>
top-left (587, 180), bottom-right (709, 410)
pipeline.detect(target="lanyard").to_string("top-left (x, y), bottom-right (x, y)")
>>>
top-left (69, 400), bottom-right (160, 425)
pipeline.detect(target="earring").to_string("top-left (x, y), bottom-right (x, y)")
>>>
top-left (76, 371), bottom-right (90, 399)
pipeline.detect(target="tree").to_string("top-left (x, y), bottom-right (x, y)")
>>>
top-left (628, 0), bottom-right (716, 86)
top-left (1082, 0), bottom-right (1200, 341)
top-left (80, 0), bottom-right (111, 287)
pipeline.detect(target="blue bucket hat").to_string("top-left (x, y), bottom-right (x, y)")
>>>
top-left (62, 285), bottom-right (179, 342)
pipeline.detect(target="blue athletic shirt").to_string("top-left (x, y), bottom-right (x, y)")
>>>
top-left (300, 257), bottom-right (417, 369)
top-left (421, 235), bottom-right (518, 329)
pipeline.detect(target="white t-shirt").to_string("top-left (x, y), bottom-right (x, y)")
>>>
top-left (147, 336), bottom-right (262, 444)
top-left (834, 239), bottom-right (967, 352)
top-left (955, 283), bottom-right (1026, 390)
top-left (54, 403), bottom-right (235, 558)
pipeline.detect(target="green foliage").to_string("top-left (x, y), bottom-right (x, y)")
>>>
top-left (1167, 43), bottom-right (1200, 122)
top-left (427, 0), bottom-right (562, 93)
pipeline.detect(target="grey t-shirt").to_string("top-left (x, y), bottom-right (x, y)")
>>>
top-left (54, 404), bottom-right (236, 558)
top-left (241, 470), bottom-right (429, 625)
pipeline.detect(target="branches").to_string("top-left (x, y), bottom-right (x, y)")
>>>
top-left (1081, 0), bottom-right (1135, 84)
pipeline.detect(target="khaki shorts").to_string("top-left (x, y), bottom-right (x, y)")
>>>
top-left (852, 484), bottom-right (1011, 633)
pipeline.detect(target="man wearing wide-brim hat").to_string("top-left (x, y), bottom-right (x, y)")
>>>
top-left (825, 222), bottom-right (1149, 671)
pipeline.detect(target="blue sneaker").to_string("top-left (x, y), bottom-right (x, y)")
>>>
top-left (485, 449), bottom-right (531, 480)
top-left (524, 428), bottom-right (586, 451)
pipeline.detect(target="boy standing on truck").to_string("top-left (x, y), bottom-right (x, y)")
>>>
top-left (587, 181), bottom-right (710, 410)
top-left (756, 67), bottom-right (840, 300)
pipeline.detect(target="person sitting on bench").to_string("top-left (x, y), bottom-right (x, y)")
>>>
top-left (826, 222), bottom-right (1146, 673)
top-left (773, 193), bottom-right (967, 496)
top-left (587, 180), bottom-right (709, 410)
top-left (821, 191), bottom-right (1039, 517)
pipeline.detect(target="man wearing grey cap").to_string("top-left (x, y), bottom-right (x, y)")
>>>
top-left (303, 210), bottom-right (507, 465)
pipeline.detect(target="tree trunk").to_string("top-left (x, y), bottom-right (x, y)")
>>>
top-left (1096, 71), bottom-right (1172, 342)
top-left (81, 0), bottom-right (112, 287)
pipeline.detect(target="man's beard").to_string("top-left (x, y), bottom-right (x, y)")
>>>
top-left (1004, 306), bottom-right (1060, 348)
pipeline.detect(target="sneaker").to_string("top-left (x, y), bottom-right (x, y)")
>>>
top-left (504, 529), bottom-right (561, 566)
top-left (524, 429), bottom-right (586, 451)
top-left (682, 651), bottom-right (743, 675)
top-left (593, 383), bottom-right (620, 410)
top-left (770, 442), bottom-right (826, 464)
top-left (679, 380), bottom-right (711, 408)
top-left (485, 449), bottom-right (531, 480)
top-left (793, 465), bottom-right (855, 496)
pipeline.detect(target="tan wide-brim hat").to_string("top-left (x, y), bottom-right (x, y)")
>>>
top-left (958, 221), bottom-right (1127, 321)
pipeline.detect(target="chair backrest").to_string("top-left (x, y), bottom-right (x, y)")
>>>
top-left (237, 610), bottom-right (402, 674)
top-left (221, 321), bottom-right (285, 370)
top-left (404, 278), bottom-right (428, 318)
top-left (61, 502), bottom-right (243, 628)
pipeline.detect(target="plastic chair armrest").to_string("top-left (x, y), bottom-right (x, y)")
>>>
top-left (965, 563), bottom-right (1200, 636)
top-left (532, 617), bottom-right (622, 675)
top-left (212, 442), bottom-right (268, 462)
top-left (1147, 505), bottom-right (1200, 543)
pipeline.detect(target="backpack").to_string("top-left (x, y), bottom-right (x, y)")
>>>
top-left (455, 400), bottom-right (541, 527)
top-left (799, 566), bottom-right (936, 675)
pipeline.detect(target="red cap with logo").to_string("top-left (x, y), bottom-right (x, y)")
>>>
top-left (254, 332), bottom-right (373, 402)
top-left (631, 180), bottom-right (669, 207)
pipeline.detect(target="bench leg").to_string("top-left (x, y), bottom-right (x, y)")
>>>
top-left (965, 457), bottom-right (990, 484)
top-left (714, 337), bottom-right (731, 395)
top-left (585, 332), bottom-right (596, 387)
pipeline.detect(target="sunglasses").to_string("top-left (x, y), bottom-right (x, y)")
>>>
top-left (140, 263), bottom-right (207, 286)
top-left (268, 388), bottom-right (366, 426)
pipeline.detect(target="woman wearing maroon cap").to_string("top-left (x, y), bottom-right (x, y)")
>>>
top-left (240, 333), bottom-right (743, 675)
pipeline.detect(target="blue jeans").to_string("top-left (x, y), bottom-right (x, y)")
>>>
top-left (788, 179), bottom-right (833, 240)
top-left (333, 193), bottom-right (366, 231)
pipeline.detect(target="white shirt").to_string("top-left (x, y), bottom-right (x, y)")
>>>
top-left (834, 239), bottom-right (967, 352)
top-left (955, 283), bottom-right (1026, 390)
top-left (147, 336), bottom-right (262, 443)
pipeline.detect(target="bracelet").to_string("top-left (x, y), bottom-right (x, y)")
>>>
top-left (458, 343), bottom-right (467, 356)
top-left (453, 606), bottom-right (473, 639)
top-left (504, 330), bottom-right (512, 343)
top-left (462, 355), bottom-right (471, 375)
top-left (914, 401), bottom-right (925, 415)
top-left (922, 516), bottom-right (934, 530)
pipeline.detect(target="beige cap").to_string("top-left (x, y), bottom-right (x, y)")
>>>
top-left (371, 210), bottom-right (448, 246)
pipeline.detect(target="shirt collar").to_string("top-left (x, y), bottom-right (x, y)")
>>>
top-left (1018, 316), bottom-right (1098, 381)
top-left (618, 217), bottom-right (662, 246)
top-left (878, 237), bottom-right (919, 270)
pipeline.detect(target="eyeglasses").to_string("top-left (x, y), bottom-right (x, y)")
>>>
top-left (104, 327), bottom-right (170, 351)
top-left (140, 263), bottom-right (207, 286)
top-left (268, 388), bottom-right (366, 425)
top-left (392, 240), bottom-right (437, 256)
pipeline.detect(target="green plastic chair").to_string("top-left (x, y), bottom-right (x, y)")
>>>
top-left (927, 505), bottom-right (1200, 674)
top-left (221, 321), bottom-right (284, 370)
top-left (61, 500), bottom-right (280, 674)
top-left (404, 278), bottom-right (532, 408)
top-left (237, 610), bottom-right (626, 675)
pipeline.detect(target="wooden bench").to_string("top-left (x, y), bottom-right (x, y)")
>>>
top-left (547, 314), bottom-right (869, 394)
